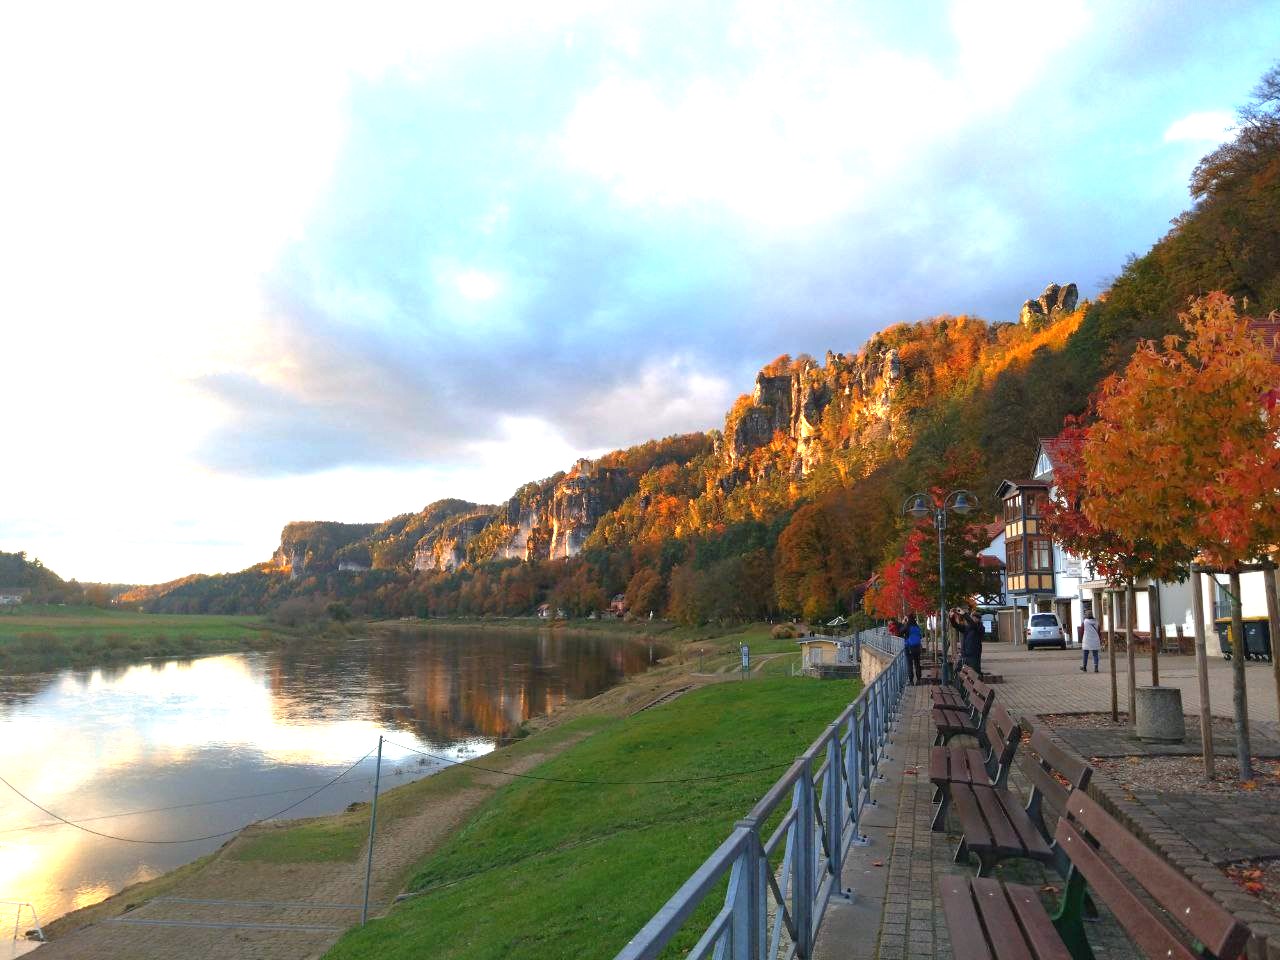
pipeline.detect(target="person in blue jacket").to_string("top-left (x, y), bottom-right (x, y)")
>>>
top-left (904, 613), bottom-right (924, 685)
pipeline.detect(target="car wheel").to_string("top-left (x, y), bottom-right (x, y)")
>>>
top-left (1059, 642), bottom-right (1066, 650)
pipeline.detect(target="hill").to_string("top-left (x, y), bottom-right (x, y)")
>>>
top-left (145, 63), bottom-right (1280, 624)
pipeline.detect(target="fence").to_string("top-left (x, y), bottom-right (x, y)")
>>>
top-left (615, 642), bottom-right (908, 960)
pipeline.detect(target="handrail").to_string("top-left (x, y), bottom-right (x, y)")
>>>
top-left (0, 901), bottom-right (43, 944)
top-left (615, 642), bottom-right (907, 960)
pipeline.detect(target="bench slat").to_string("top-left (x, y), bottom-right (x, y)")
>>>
top-left (992, 790), bottom-right (1052, 858)
top-left (971, 785), bottom-right (1025, 857)
top-left (1019, 752), bottom-right (1070, 811)
top-left (960, 748), bottom-right (988, 784)
top-left (941, 876), bottom-right (995, 960)
top-left (952, 785), bottom-right (997, 850)
top-left (1063, 791), bottom-right (1248, 959)
top-left (1004, 883), bottom-right (1072, 960)
top-left (1029, 730), bottom-right (1092, 792)
top-left (971, 878), bottom-right (1034, 960)
top-left (1056, 820), bottom-right (1201, 960)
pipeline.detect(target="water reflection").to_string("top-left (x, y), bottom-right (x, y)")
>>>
top-left (0, 627), bottom-right (653, 927)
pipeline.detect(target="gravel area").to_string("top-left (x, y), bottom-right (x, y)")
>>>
top-left (1092, 755), bottom-right (1280, 797)
top-left (1040, 711), bottom-right (1238, 733)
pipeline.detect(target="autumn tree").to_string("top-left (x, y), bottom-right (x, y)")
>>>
top-left (1081, 294), bottom-right (1280, 778)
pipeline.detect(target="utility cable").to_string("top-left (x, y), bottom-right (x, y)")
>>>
top-left (0, 746), bottom-right (376, 845)
top-left (381, 738), bottom-right (793, 785)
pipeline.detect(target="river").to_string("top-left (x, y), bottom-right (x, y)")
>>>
top-left (0, 627), bottom-right (656, 934)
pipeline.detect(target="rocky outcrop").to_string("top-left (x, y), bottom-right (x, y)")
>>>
top-left (271, 521), bottom-right (378, 580)
top-left (1020, 282), bottom-right (1078, 326)
top-left (413, 512), bottom-right (494, 572)
top-left (480, 459), bottom-right (634, 563)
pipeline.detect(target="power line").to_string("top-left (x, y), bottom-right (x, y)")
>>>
top-left (0, 747), bottom-right (376, 845)
top-left (381, 739), bottom-right (793, 785)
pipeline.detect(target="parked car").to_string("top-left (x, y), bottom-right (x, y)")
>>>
top-left (1026, 612), bottom-right (1066, 650)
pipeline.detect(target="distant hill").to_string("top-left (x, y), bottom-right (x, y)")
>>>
top-left (144, 64), bottom-right (1280, 624)
top-left (0, 551), bottom-right (73, 602)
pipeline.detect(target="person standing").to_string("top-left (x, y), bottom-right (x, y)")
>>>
top-left (904, 614), bottom-right (924, 685)
top-left (961, 609), bottom-right (984, 674)
top-left (1080, 612), bottom-right (1101, 672)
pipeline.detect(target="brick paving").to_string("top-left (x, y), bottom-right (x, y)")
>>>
top-left (819, 640), bottom-right (1280, 960)
top-left (1053, 725), bottom-right (1280, 758)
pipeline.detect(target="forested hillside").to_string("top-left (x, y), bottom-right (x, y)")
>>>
top-left (144, 64), bottom-right (1280, 625)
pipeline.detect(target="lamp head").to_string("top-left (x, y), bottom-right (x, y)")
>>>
top-left (904, 493), bottom-right (931, 518)
top-left (950, 490), bottom-right (977, 515)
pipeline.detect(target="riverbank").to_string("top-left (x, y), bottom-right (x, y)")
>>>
top-left (36, 624), bottom-right (846, 959)
top-left (0, 606), bottom-right (297, 672)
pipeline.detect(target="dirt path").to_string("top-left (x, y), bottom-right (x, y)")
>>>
top-left (33, 741), bottom-right (588, 960)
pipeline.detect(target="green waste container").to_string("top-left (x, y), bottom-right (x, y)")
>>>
top-left (1214, 617), bottom-right (1272, 661)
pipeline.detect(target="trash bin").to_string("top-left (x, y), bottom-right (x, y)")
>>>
top-left (1214, 617), bottom-right (1273, 661)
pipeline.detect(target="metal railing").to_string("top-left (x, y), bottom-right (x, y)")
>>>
top-left (615, 644), bottom-right (908, 960)
top-left (1, 901), bottom-right (42, 945)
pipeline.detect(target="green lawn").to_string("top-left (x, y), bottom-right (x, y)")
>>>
top-left (0, 605), bottom-right (287, 671)
top-left (323, 675), bottom-right (860, 960)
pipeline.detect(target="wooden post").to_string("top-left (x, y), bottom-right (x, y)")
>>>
top-left (1190, 565), bottom-right (1214, 780)
top-left (1126, 581), bottom-right (1137, 729)
top-left (1265, 562), bottom-right (1280, 726)
top-left (1148, 582), bottom-right (1161, 687)
top-left (1107, 590), bottom-right (1118, 723)
top-left (1229, 568), bottom-right (1253, 780)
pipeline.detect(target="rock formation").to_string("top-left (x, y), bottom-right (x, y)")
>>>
top-left (1019, 282), bottom-right (1078, 326)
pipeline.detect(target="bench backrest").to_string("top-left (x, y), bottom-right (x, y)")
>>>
top-left (1056, 789), bottom-right (1249, 960)
top-left (980, 703), bottom-right (1021, 786)
top-left (1020, 726), bottom-right (1093, 847)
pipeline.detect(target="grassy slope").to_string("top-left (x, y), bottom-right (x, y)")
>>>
top-left (0, 604), bottom-right (289, 671)
top-left (324, 674), bottom-right (858, 960)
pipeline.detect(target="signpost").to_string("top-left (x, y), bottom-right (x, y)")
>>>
top-left (740, 643), bottom-right (750, 679)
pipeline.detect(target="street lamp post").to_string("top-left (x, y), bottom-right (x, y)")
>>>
top-left (903, 489), bottom-right (978, 684)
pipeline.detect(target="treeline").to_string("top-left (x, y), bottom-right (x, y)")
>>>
top-left (146, 63), bottom-right (1280, 628)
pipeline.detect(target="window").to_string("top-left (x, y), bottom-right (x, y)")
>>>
top-left (1025, 490), bottom-right (1046, 516)
top-left (1004, 494), bottom-right (1021, 521)
top-left (1214, 580), bottom-right (1232, 621)
top-left (1030, 614), bottom-right (1057, 626)
top-left (1029, 537), bottom-right (1053, 572)
top-left (1006, 539), bottom-right (1024, 575)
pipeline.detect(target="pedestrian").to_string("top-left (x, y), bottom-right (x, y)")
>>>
top-left (904, 614), bottom-right (924, 685)
top-left (961, 609), bottom-right (984, 674)
top-left (1081, 611), bottom-right (1101, 672)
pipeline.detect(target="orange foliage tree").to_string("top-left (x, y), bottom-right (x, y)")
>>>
top-left (1078, 294), bottom-right (1280, 777)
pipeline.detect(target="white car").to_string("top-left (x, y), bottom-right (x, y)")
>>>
top-left (1026, 612), bottom-right (1066, 650)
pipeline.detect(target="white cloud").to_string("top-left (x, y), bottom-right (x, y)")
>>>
top-left (1162, 110), bottom-right (1236, 143)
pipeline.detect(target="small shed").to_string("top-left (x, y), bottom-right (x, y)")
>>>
top-left (798, 637), bottom-right (858, 678)
top-left (0, 587), bottom-right (30, 606)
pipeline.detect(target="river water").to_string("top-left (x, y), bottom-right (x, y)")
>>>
top-left (0, 627), bottom-right (655, 931)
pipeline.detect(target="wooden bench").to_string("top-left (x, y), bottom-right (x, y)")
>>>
top-left (948, 724), bottom-right (1094, 877)
top-left (930, 665), bottom-right (976, 712)
top-left (933, 674), bottom-right (993, 746)
top-left (942, 788), bottom-right (1249, 960)
top-left (930, 701), bottom-right (1021, 833)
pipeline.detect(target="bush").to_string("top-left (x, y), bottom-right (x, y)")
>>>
top-left (771, 624), bottom-right (797, 639)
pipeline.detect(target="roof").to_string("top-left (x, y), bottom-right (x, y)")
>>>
top-left (0, 586), bottom-right (31, 594)
top-left (978, 554), bottom-right (1005, 569)
top-left (982, 519), bottom-right (1003, 541)
top-left (995, 478), bottom-right (1050, 499)
top-left (1250, 316), bottom-right (1280, 409)
top-left (1037, 435), bottom-right (1073, 475)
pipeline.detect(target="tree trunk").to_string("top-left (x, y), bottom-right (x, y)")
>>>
top-left (1126, 581), bottom-right (1137, 730)
top-left (1229, 569), bottom-right (1253, 781)
top-left (1191, 565), bottom-right (1214, 780)
top-left (1107, 590), bottom-right (1118, 723)
top-left (1149, 582), bottom-right (1161, 686)
top-left (1265, 562), bottom-right (1280, 724)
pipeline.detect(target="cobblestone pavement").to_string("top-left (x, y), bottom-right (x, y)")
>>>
top-left (978, 642), bottom-right (1280, 727)
top-left (817, 638), bottom-right (1280, 960)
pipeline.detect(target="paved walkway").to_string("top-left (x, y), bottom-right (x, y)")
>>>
top-left (815, 642), bottom-right (1280, 960)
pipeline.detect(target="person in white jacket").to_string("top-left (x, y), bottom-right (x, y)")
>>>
top-left (1080, 613), bottom-right (1101, 672)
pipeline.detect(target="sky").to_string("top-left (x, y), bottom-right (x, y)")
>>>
top-left (2, 0), bottom-right (1277, 585)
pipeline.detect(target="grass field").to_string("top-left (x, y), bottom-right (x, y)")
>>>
top-left (0, 605), bottom-right (289, 671)
top-left (322, 674), bottom-right (860, 960)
